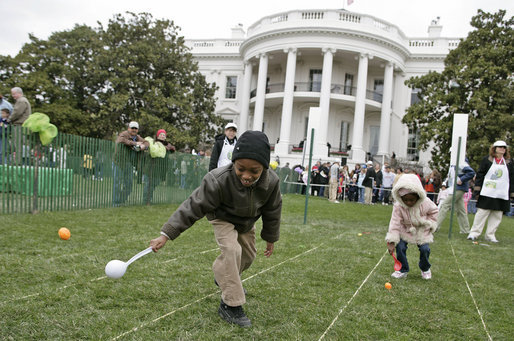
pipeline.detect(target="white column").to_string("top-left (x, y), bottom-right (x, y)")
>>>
top-left (253, 53), bottom-right (268, 131)
top-left (316, 47), bottom-right (335, 157)
top-left (378, 62), bottom-right (394, 156)
top-left (275, 48), bottom-right (297, 155)
top-left (351, 53), bottom-right (369, 163)
top-left (239, 61), bottom-right (253, 133)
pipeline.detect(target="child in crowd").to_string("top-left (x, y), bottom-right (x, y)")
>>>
top-left (437, 183), bottom-right (449, 209)
top-left (149, 131), bottom-right (281, 328)
top-left (385, 174), bottom-right (439, 280)
top-left (0, 108), bottom-right (10, 163)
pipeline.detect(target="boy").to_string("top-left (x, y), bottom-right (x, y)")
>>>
top-left (386, 174), bottom-right (439, 280)
top-left (150, 131), bottom-right (281, 327)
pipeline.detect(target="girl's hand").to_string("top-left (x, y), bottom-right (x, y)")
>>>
top-left (387, 242), bottom-right (395, 255)
top-left (150, 235), bottom-right (168, 252)
top-left (264, 242), bottom-right (274, 257)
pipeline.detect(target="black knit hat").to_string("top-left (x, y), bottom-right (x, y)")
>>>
top-left (231, 130), bottom-right (270, 168)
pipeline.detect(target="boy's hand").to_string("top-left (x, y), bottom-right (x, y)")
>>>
top-left (387, 242), bottom-right (395, 255)
top-left (150, 235), bottom-right (168, 252)
top-left (264, 242), bottom-right (274, 257)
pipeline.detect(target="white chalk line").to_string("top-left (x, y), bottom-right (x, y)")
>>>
top-left (111, 245), bottom-right (321, 340)
top-left (449, 242), bottom-right (492, 341)
top-left (318, 250), bottom-right (387, 341)
top-left (2, 276), bottom-right (107, 303)
top-left (1, 247), bottom-right (217, 304)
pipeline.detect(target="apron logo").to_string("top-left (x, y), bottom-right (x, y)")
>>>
top-left (490, 169), bottom-right (502, 180)
top-left (484, 181), bottom-right (496, 189)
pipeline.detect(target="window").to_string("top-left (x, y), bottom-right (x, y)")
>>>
top-left (340, 121), bottom-right (350, 151)
top-left (369, 126), bottom-right (380, 156)
top-left (344, 74), bottom-right (354, 95)
top-left (407, 127), bottom-right (420, 161)
top-left (309, 69), bottom-right (322, 92)
top-left (410, 88), bottom-right (421, 105)
top-left (225, 76), bottom-right (237, 99)
top-left (373, 79), bottom-right (384, 102)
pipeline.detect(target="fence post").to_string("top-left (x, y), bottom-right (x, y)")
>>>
top-left (32, 140), bottom-right (39, 214)
top-left (303, 128), bottom-right (315, 225)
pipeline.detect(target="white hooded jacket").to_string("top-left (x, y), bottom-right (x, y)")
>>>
top-left (385, 174), bottom-right (439, 245)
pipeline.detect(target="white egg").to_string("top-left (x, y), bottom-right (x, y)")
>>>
top-left (105, 260), bottom-right (127, 279)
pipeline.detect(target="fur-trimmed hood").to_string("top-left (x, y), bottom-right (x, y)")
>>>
top-left (392, 174), bottom-right (426, 209)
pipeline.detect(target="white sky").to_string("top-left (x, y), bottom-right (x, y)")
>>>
top-left (2, 0), bottom-right (513, 57)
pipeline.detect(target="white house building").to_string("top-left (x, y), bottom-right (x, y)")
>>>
top-left (185, 9), bottom-right (461, 168)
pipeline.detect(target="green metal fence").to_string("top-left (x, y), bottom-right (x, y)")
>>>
top-left (0, 126), bottom-right (208, 214)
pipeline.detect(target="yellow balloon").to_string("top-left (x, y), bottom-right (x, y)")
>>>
top-left (270, 161), bottom-right (278, 170)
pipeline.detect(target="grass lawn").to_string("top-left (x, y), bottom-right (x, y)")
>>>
top-left (1, 194), bottom-right (513, 340)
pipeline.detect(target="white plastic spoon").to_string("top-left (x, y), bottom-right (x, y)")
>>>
top-left (105, 247), bottom-right (153, 279)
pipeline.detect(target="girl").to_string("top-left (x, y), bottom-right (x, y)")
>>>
top-left (385, 174), bottom-right (439, 280)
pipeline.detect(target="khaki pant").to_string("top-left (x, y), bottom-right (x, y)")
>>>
top-left (211, 219), bottom-right (257, 307)
top-left (364, 187), bottom-right (373, 205)
top-left (328, 178), bottom-right (338, 202)
top-left (436, 190), bottom-right (470, 233)
top-left (468, 208), bottom-right (503, 241)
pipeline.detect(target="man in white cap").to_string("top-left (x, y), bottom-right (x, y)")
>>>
top-left (113, 121), bottom-right (149, 205)
top-left (209, 122), bottom-right (238, 171)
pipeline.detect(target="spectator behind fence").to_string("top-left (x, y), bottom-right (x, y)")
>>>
top-left (0, 93), bottom-right (13, 115)
top-left (373, 163), bottom-right (382, 203)
top-left (0, 108), bottom-right (9, 164)
top-left (381, 165), bottom-right (395, 205)
top-left (9, 87), bottom-right (31, 125)
top-left (437, 183), bottom-right (449, 209)
top-left (209, 122), bottom-right (237, 171)
top-left (468, 141), bottom-right (514, 243)
top-left (317, 162), bottom-right (330, 197)
top-left (143, 129), bottom-right (176, 204)
top-left (328, 161), bottom-right (340, 203)
top-left (10, 87), bottom-right (32, 165)
top-left (436, 158), bottom-right (475, 234)
top-left (357, 166), bottom-right (366, 203)
top-left (112, 121), bottom-right (149, 206)
top-left (363, 161), bottom-right (375, 205)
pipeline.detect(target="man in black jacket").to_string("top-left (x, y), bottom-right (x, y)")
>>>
top-left (209, 122), bottom-right (238, 171)
top-left (363, 160), bottom-right (376, 204)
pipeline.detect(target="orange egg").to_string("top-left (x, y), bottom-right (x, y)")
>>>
top-left (385, 282), bottom-right (392, 290)
top-left (58, 227), bottom-right (71, 240)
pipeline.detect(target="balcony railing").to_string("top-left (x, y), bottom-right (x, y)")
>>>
top-left (249, 82), bottom-right (381, 102)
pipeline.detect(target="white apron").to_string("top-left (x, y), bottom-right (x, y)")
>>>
top-left (217, 137), bottom-right (235, 168)
top-left (480, 157), bottom-right (509, 200)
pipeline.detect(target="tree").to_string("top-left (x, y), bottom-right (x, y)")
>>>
top-left (403, 10), bottom-right (513, 175)
top-left (0, 12), bottom-right (224, 148)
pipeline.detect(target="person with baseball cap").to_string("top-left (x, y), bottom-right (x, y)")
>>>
top-left (209, 122), bottom-right (238, 171)
top-left (467, 140), bottom-right (514, 242)
top-left (150, 131), bottom-right (281, 327)
top-left (113, 121), bottom-right (149, 205)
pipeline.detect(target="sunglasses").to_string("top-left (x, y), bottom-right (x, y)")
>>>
top-left (130, 127), bottom-right (138, 130)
